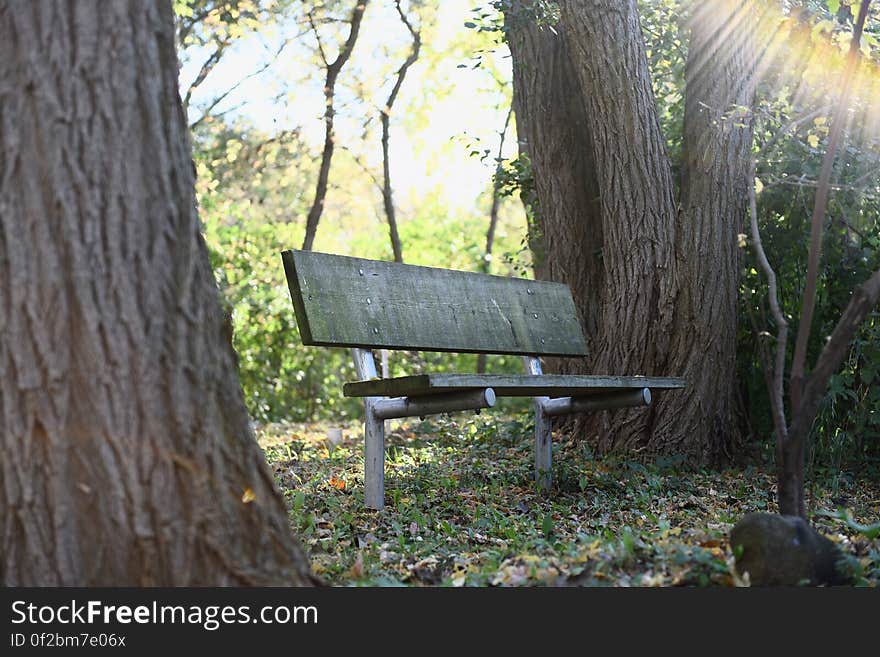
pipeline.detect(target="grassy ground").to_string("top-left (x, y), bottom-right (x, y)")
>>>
top-left (258, 412), bottom-right (880, 587)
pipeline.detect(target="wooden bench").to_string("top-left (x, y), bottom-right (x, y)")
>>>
top-left (281, 249), bottom-right (685, 510)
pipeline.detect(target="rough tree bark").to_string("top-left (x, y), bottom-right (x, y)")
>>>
top-left (652, 0), bottom-right (756, 462)
top-left (509, 0), bottom-right (757, 461)
top-left (557, 0), bottom-right (679, 407)
top-left (506, 1), bottom-right (603, 356)
top-left (0, 0), bottom-right (314, 585)
top-left (515, 0), bottom-right (679, 451)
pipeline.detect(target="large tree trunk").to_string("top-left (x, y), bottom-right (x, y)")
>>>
top-left (552, 0), bottom-right (680, 451)
top-left (507, 5), bottom-right (603, 355)
top-left (509, 1), bottom-right (755, 461)
top-left (651, 0), bottom-right (756, 462)
top-left (0, 0), bottom-right (313, 585)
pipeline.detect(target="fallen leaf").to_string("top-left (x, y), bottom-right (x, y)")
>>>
top-left (349, 552), bottom-right (364, 578)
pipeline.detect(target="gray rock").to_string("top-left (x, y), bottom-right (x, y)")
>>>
top-left (729, 512), bottom-right (850, 586)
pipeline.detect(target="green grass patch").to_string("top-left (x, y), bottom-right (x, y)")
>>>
top-left (259, 413), bottom-right (880, 587)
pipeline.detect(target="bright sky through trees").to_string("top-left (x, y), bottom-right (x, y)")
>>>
top-left (179, 0), bottom-right (519, 212)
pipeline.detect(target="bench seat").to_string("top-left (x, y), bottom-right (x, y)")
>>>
top-left (344, 373), bottom-right (686, 398)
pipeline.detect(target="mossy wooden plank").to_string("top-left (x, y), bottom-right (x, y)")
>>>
top-left (343, 374), bottom-right (687, 398)
top-left (282, 249), bottom-right (588, 356)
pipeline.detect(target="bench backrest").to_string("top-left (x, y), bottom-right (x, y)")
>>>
top-left (282, 250), bottom-right (588, 357)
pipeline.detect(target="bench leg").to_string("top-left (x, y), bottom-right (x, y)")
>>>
top-left (363, 399), bottom-right (385, 510)
top-left (352, 348), bottom-right (386, 510)
top-left (523, 356), bottom-right (552, 490)
top-left (534, 399), bottom-right (552, 490)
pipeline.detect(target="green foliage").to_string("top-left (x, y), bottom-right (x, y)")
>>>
top-left (815, 507), bottom-right (880, 585)
top-left (260, 413), bottom-right (880, 586)
top-left (732, 3), bottom-right (880, 470)
top-left (639, 0), bottom-right (687, 168)
top-left (494, 152), bottom-right (535, 201)
top-left (173, 0), bottom-right (538, 424)
top-left (175, 1), bottom-right (289, 62)
top-left (494, 152), bottom-right (541, 275)
top-left (740, 73), bottom-right (880, 467)
top-left (194, 114), bottom-right (529, 422)
top-left (175, 0), bottom-right (270, 38)
top-left (205, 219), bottom-right (362, 422)
top-left (191, 116), bottom-right (353, 422)
top-left (464, 1), bottom-right (561, 37)
top-left (818, 508), bottom-right (880, 539)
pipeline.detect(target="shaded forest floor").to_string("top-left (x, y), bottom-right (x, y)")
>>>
top-left (258, 413), bottom-right (880, 587)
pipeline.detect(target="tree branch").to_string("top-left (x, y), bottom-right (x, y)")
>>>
top-left (338, 144), bottom-right (384, 193)
top-left (790, 0), bottom-right (872, 409)
top-left (380, 0), bottom-right (421, 263)
top-left (307, 8), bottom-right (330, 68)
top-left (485, 105), bottom-right (513, 265)
top-left (302, 0), bottom-right (370, 251)
top-left (748, 158), bottom-right (789, 447)
top-left (477, 105), bottom-right (513, 374)
top-left (188, 36), bottom-right (294, 130)
top-left (183, 40), bottom-right (229, 111)
top-left (785, 267), bottom-right (880, 504)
